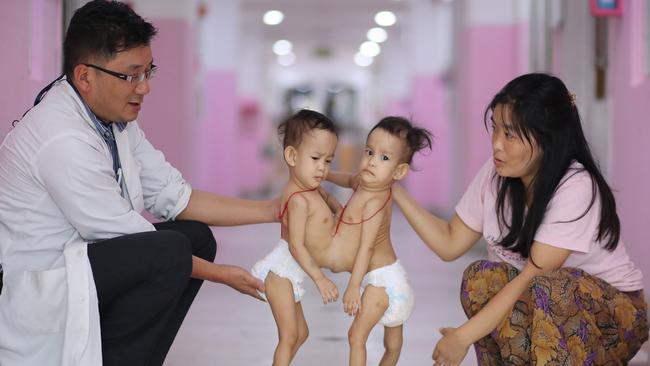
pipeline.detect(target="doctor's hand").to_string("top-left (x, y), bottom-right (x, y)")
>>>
top-left (432, 327), bottom-right (470, 366)
top-left (219, 264), bottom-right (266, 301)
top-left (192, 257), bottom-right (265, 301)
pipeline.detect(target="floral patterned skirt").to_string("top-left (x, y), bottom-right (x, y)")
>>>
top-left (461, 260), bottom-right (648, 366)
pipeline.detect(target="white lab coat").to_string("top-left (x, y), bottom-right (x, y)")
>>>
top-left (0, 79), bottom-right (192, 365)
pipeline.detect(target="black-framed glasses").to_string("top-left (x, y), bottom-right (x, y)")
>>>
top-left (84, 63), bottom-right (157, 84)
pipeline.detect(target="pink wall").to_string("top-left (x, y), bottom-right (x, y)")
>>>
top-left (237, 97), bottom-right (272, 196)
top-left (0, 0), bottom-right (62, 141)
top-left (551, 28), bottom-right (564, 76)
top-left (196, 77), bottom-right (271, 196)
top-left (609, 1), bottom-right (650, 292)
top-left (194, 71), bottom-right (239, 195)
top-left (192, 76), bottom-right (272, 196)
top-left (457, 24), bottom-right (521, 188)
top-left (137, 19), bottom-right (197, 183)
top-left (407, 75), bottom-right (453, 211)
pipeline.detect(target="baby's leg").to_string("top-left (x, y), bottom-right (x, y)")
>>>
top-left (348, 285), bottom-right (388, 366)
top-left (266, 272), bottom-right (309, 366)
top-left (379, 325), bottom-right (403, 366)
top-left (292, 301), bottom-right (309, 357)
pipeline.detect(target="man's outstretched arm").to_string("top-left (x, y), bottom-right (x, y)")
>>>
top-left (176, 189), bottom-right (278, 226)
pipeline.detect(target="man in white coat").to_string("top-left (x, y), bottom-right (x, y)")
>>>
top-left (0, 1), bottom-right (272, 365)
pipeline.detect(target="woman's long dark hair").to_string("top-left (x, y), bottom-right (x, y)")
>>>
top-left (484, 73), bottom-right (620, 259)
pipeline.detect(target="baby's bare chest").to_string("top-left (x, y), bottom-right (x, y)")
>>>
top-left (305, 198), bottom-right (335, 231)
top-left (341, 195), bottom-right (367, 222)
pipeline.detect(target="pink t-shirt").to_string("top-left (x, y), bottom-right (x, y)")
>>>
top-left (456, 159), bottom-right (643, 292)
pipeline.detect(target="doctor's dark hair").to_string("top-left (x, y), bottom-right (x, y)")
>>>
top-left (278, 109), bottom-right (338, 149)
top-left (368, 116), bottom-right (433, 165)
top-left (63, 0), bottom-right (157, 79)
top-left (485, 73), bottom-right (620, 261)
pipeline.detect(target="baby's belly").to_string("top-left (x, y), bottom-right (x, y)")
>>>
top-left (306, 235), bottom-right (355, 273)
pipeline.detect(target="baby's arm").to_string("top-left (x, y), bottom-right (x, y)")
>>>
top-left (326, 171), bottom-right (355, 189)
top-left (317, 186), bottom-right (342, 215)
top-left (287, 195), bottom-right (339, 304)
top-left (343, 198), bottom-right (385, 316)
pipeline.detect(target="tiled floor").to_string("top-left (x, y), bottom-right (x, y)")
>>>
top-left (165, 213), bottom-right (649, 365)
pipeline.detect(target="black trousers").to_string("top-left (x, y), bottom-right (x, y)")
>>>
top-left (88, 220), bottom-right (216, 366)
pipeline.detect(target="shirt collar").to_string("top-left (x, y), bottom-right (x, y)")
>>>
top-left (66, 79), bottom-right (128, 133)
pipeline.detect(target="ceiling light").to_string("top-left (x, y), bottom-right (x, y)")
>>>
top-left (277, 52), bottom-right (296, 66)
top-left (354, 53), bottom-right (374, 67)
top-left (263, 10), bottom-right (284, 25)
top-left (367, 27), bottom-right (388, 43)
top-left (273, 40), bottom-right (293, 55)
top-left (359, 41), bottom-right (381, 57)
top-left (374, 11), bottom-right (396, 27)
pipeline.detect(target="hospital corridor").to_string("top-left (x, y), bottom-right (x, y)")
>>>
top-left (1, 0), bottom-right (649, 365)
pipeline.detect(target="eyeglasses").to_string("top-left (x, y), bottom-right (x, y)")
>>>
top-left (84, 63), bottom-right (157, 84)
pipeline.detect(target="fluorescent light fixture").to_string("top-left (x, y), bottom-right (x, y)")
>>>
top-left (359, 41), bottom-right (381, 57)
top-left (273, 40), bottom-right (293, 55)
top-left (374, 11), bottom-right (396, 27)
top-left (354, 53), bottom-right (374, 67)
top-left (263, 10), bottom-right (284, 25)
top-left (367, 27), bottom-right (388, 43)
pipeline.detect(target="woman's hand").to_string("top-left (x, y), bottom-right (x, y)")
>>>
top-left (432, 327), bottom-right (470, 366)
top-left (347, 171), bottom-right (361, 190)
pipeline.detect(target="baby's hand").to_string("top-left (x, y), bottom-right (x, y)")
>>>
top-left (315, 277), bottom-right (339, 304)
top-left (343, 285), bottom-right (361, 316)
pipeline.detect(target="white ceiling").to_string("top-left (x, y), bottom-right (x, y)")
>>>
top-left (240, 0), bottom-right (409, 62)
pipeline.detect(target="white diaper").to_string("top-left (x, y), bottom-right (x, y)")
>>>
top-left (361, 260), bottom-right (414, 327)
top-left (251, 239), bottom-right (307, 302)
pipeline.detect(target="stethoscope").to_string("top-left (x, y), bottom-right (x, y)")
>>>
top-left (12, 73), bottom-right (66, 127)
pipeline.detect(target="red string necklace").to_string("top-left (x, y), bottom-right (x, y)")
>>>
top-left (279, 187), bottom-right (318, 230)
top-left (333, 188), bottom-right (392, 235)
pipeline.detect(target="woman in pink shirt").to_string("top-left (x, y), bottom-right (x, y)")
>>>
top-left (393, 73), bottom-right (648, 365)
